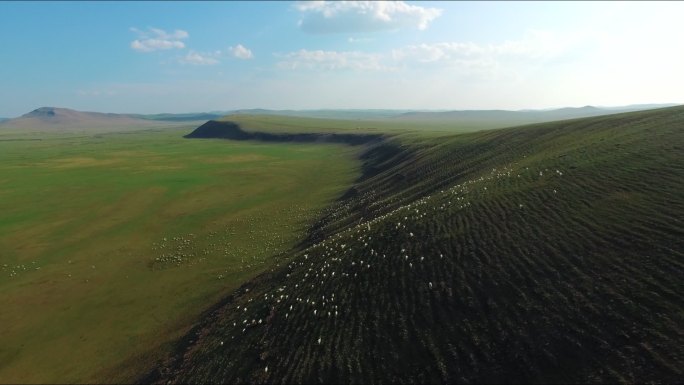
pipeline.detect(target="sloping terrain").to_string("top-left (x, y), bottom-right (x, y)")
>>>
top-left (209, 106), bottom-right (680, 137)
top-left (222, 105), bottom-right (678, 123)
top-left (392, 104), bottom-right (680, 129)
top-left (151, 106), bottom-right (684, 384)
top-left (220, 104), bottom-right (679, 133)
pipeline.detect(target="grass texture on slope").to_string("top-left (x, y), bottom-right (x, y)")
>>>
top-left (155, 106), bottom-right (684, 384)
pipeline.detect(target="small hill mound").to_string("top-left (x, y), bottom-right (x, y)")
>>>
top-left (13, 106), bottom-right (138, 125)
top-left (151, 106), bottom-right (684, 384)
top-left (0, 107), bottom-right (191, 132)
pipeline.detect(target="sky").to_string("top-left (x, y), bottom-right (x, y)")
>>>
top-left (0, 1), bottom-right (683, 117)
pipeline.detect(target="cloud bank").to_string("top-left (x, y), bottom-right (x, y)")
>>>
top-left (295, 1), bottom-right (442, 34)
top-left (276, 30), bottom-right (577, 78)
top-left (276, 49), bottom-right (386, 71)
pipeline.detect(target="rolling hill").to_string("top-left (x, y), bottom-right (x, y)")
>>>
top-left (0, 107), bottom-right (209, 133)
top-left (229, 109), bottom-right (413, 120)
top-left (2, 105), bottom-right (675, 135)
top-left (391, 104), bottom-right (680, 128)
top-left (133, 112), bottom-right (224, 122)
top-left (148, 105), bottom-right (684, 383)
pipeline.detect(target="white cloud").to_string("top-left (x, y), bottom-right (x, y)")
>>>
top-left (295, 1), bottom-right (442, 34)
top-left (277, 30), bottom-right (575, 77)
top-left (130, 27), bottom-right (189, 52)
top-left (229, 44), bottom-right (254, 60)
top-left (391, 31), bottom-right (570, 65)
top-left (179, 50), bottom-right (220, 65)
top-left (391, 42), bottom-right (483, 63)
top-left (386, 30), bottom-right (585, 82)
top-left (276, 49), bottom-right (388, 71)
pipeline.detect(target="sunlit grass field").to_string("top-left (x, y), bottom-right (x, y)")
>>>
top-left (221, 113), bottom-right (498, 136)
top-left (0, 127), bottom-right (360, 383)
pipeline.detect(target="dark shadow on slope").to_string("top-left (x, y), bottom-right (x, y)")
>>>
top-left (142, 123), bottom-right (415, 385)
top-left (146, 106), bottom-right (684, 385)
top-left (185, 120), bottom-right (384, 146)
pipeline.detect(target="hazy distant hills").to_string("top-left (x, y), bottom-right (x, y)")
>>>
top-left (1, 107), bottom-right (150, 131)
top-left (396, 105), bottom-right (605, 120)
top-left (229, 109), bottom-right (410, 120)
top-left (1, 104), bottom-right (678, 133)
top-left (132, 112), bottom-right (224, 122)
top-left (0, 107), bottom-right (211, 132)
top-left (228, 104), bottom-right (678, 122)
top-left (9, 107), bottom-right (145, 126)
top-left (391, 104), bottom-right (680, 126)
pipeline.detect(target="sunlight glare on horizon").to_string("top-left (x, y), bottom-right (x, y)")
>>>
top-left (0, 1), bottom-right (681, 116)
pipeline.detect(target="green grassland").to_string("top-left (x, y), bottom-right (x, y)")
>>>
top-left (0, 127), bottom-right (361, 383)
top-left (2, 105), bottom-right (682, 384)
top-left (219, 113), bottom-right (505, 136)
top-left (217, 105), bottom-right (675, 137)
top-left (155, 106), bottom-right (684, 383)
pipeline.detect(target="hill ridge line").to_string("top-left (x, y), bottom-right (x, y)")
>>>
top-left (185, 119), bottom-right (385, 146)
top-left (150, 105), bottom-right (684, 384)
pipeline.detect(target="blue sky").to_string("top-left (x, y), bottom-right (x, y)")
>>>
top-left (1, 1), bottom-right (682, 116)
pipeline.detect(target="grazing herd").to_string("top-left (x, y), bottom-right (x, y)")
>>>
top-left (154, 106), bottom-right (684, 384)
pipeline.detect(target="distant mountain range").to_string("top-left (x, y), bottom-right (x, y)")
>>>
top-left (1, 104), bottom-right (679, 132)
top-left (131, 112), bottom-right (224, 122)
top-left (217, 104), bottom-right (680, 131)
top-left (226, 104), bottom-right (678, 121)
top-left (227, 109), bottom-right (411, 120)
top-left (391, 104), bottom-right (680, 126)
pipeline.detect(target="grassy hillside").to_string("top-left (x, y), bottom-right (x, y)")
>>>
top-left (0, 127), bottom-right (360, 383)
top-left (153, 106), bottom-right (684, 384)
top-left (217, 105), bottom-right (679, 135)
top-left (218, 113), bottom-right (512, 135)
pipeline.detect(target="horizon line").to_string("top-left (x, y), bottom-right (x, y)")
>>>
top-left (4, 102), bottom-right (681, 119)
